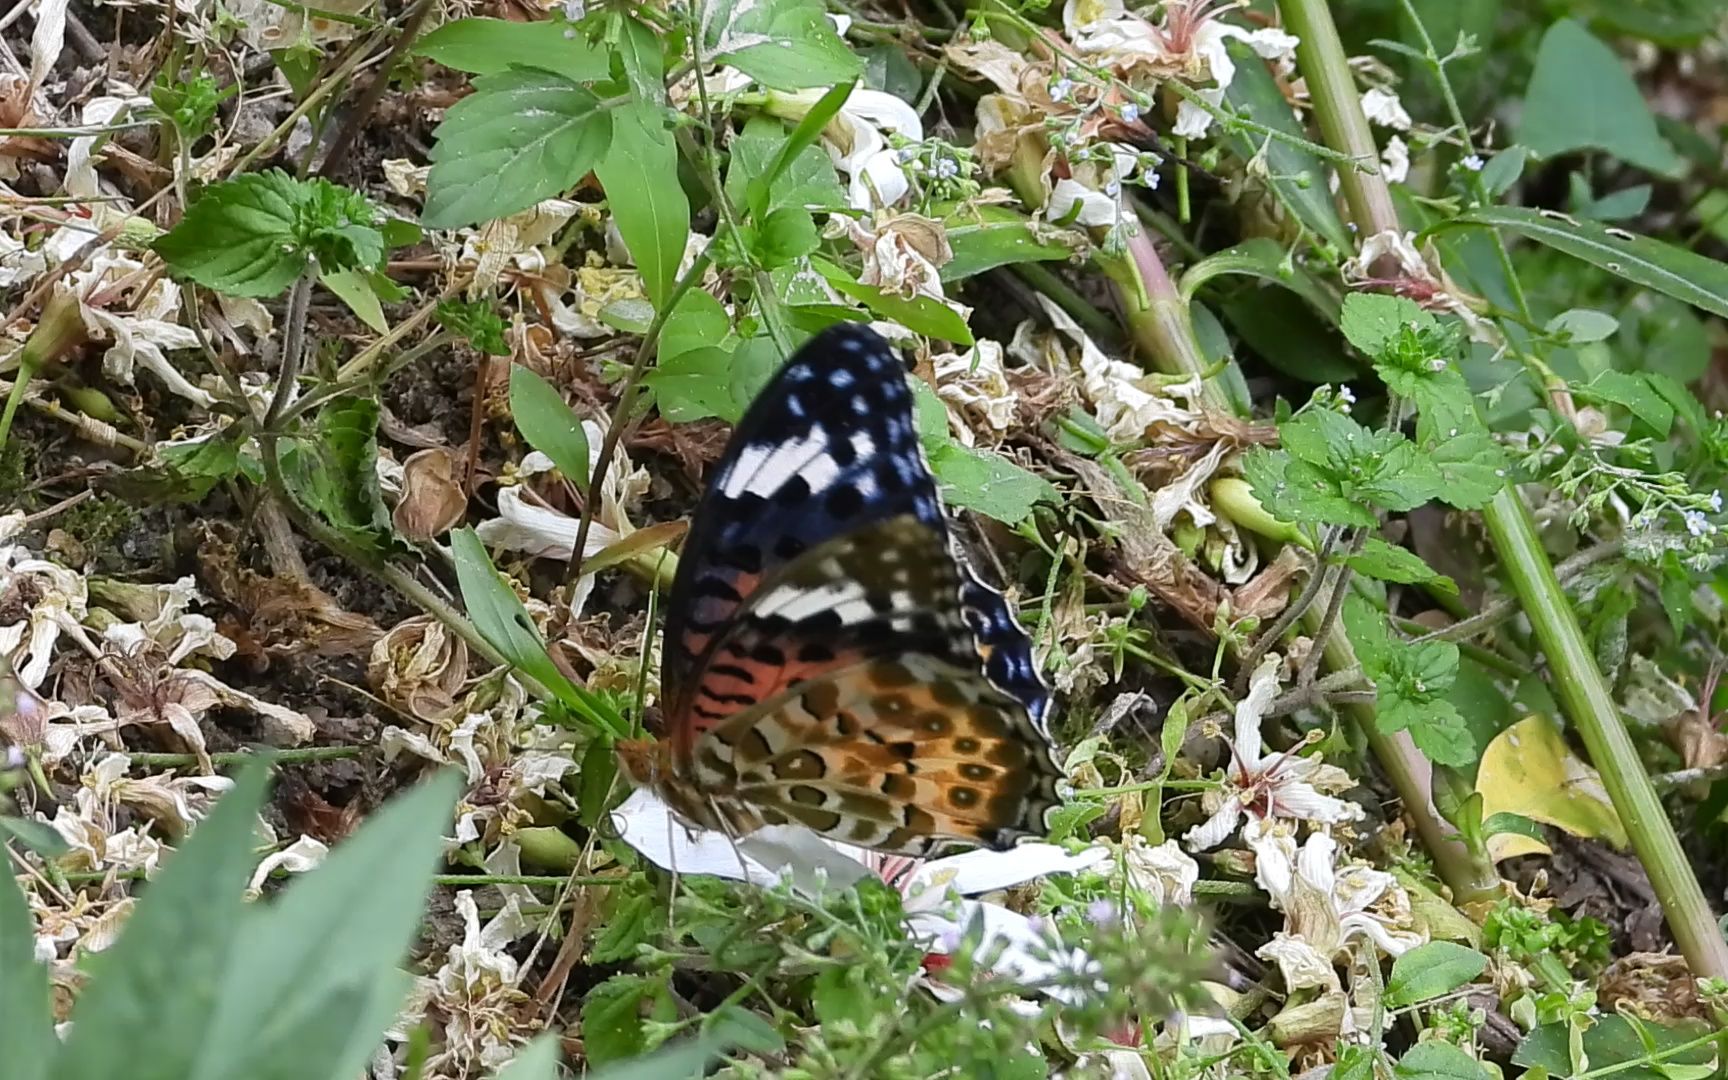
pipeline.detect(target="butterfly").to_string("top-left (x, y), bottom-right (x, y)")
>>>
top-left (617, 324), bottom-right (1066, 857)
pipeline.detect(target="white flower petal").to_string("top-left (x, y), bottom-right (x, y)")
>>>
top-left (1182, 796), bottom-right (1244, 852)
top-left (1049, 178), bottom-right (1121, 228)
top-left (916, 842), bottom-right (1110, 897)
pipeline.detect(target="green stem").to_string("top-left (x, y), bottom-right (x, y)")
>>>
top-left (1109, 226), bottom-right (1231, 413)
top-left (1485, 488), bottom-right (1728, 977)
top-left (124, 746), bottom-right (363, 769)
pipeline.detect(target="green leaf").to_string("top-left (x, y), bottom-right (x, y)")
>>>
top-left (436, 299), bottom-right (510, 355)
top-left (1385, 942), bottom-right (1489, 1007)
top-left (190, 772), bottom-right (462, 1080)
top-left (1388, 697), bottom-right (1475, 767)
top-left (1430, 206), bottom-right (1728, 320)
top-left (1482, 811), bottom-right (1545, 842)
top-left (1221, 40), bottom-right (1351, 251)
top-left (746, 80), bottom-right (854, 222)
top-left (754, 206), bottom-right (822, 265)
top-left (822, 268), bottom-right (973, 344)
top-left (581, 973), bottom-right (673, 1065)
top-left (660, 289), bottom-right (733, 361)
top-left (424, 69), bottom-right (615, 229)
top-left (0, 862), bottom-right (54, 1080)
top-left (595, 104), bottom-right (688, 310)
top-left (1394, 1041), bottom-right (1493, 1080)
top-left (154, 171), bottom-right (394, 297)
top-left (586, 1038), bottom-right (726, 1080)
top-left (318, 266), bottom-right (388, 333)
top-left (613, 15), bottom-right (666, 104)
top-left (1424, 431), bottom-right (1506, 510)
top-left (510, 365), bottom-right (591, 483)
top-left (54, 764), bottom-right (271, 1080)
top-left (940, 206), bottom-right (1075, 282)
top-left (1514, 1015), bottom-right (1716, 1080)
top-left (1340, 292), bottom-right (1428, 357)
top-left (1347, 537), bottom-right (1457, 595)
top-left (1545, 308), bottom-right (1619, 343)
top-left (0, 814), bottom-right (67, 858)
top-left (724, 115), bottom-right (846, 215)
top-left (1581, 370), bottom-right (1673, 436)
top-left (492, 1036), bottom-right (563, 1080)
top-left (414, 16), bottom-right (612, 78)
top-left (929, 444), bottom-right (1055, 525)
top-left (705, 0), bottom-right (860, 91)
top-left (709, 1004), bottom-right (786, 1055)
top-left (648, 346), bottom-right (742, 423)
top-left (450, 528), bottom-right (622, 735)
top-left (277, 397), bottom-right (400, 557)
top-left (1518, 19), bottom-right (1683, 176)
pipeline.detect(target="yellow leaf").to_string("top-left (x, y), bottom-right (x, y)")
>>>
top-left (1476, 714), bottom-right (1628, 862)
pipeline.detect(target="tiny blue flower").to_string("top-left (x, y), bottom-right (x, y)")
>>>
top-left (1685, 510), bottom-right (1714, 538)
top-left (1050, 78), bottom-right (1075, 102)
top-left (1462, 154), bottom-right (1485, 171)
top-left (1120, 102), bottom-right (1141, 124)
top-left (1711, 490), bottom-right (1723, 513)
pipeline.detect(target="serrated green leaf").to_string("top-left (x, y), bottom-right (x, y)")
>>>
top-left (755, 206), bottom-right (822, 265)
top-left (1385, 941), bottom-right (1489, 1007)
top-left (1431, 206), bottom-right (1728, 320)
top-left (54, 765), bottom-right (271, 1080)
top-left (1340, 292), bottom-right (1428, 357)
top-left (1519, 19), bottom-right (1682, 176)
top-left (929, 444), bottom-right (1054, 524)
top-left (0, 860), bottom-right (54, 1080)
top-left (277, 397), bottom-right (401, 557)
top-left (1347, 537), bottom-right (1457, 595)
top-left (154, 171), bottom-right (393, 298)
top-left (510, 365), bottom-right (591, 484)
top-left (414, 16), bottom-right (612, 78)
top-left (424, 69), bottom-right (615, 228)
top-left (581, 973), bottom-right (673, 1066)
top-left (1425, 431), bottom-right (1506, 510)
top-left (596, 104), bottom-right (688, 309)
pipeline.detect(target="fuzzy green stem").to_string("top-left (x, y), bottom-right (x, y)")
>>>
top-left (1110, 226), bottom-right (1231, 413)
top-left (1484, 488), bottom-right (1728, 977)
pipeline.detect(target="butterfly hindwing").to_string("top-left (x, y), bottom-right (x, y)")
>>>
top-left (698, 654), bottom-right (1064, 857)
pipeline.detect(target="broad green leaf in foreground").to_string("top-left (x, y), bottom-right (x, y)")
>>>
top-left (0, 858), bottom-right (53, 1080)
top-left (54, 766), bottom-right (271, 1080)
top-left (190, 772), bottom-right (462, 1080)
top-left (930, 444), bottom-right (1056, 525)
top-left (276, 397), bottom-right (401, 557)
top-left (154, 171), bottom-right (406, 298)
top-left (703, 0), bottom-right (859, 90)
top-left (423, 69), bottom-right (615, 229)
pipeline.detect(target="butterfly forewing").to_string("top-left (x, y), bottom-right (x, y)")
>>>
top-left (649, 323), bottom-right (1065, 856)
top-left (660, 325), bottom-right (946, 740)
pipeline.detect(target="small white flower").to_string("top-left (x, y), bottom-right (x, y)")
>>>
top-left (1336, 385), bottom-right (1356, 405)
top-left (1710, 490), bottom-right (1722, 513)
top-left (1183, 656), bottom-right (1364, 851)
top-left (1050, 78), bottom-right (1075, 102)
top-left (1380, 134), bottom-right (1409, 184)
top-left (1119, 102), bottom-right (1141, 124)
top-left (1462, 154), bottom-right (1486, 171)
top-left (1359, 88), bottom-right (1411, 131)
top-left (934, 157), bottom-right (959, 179)
top-left (559, 0), bottom-right (585, 21)
top-left (1685, 510), bottom-right (1714, 538)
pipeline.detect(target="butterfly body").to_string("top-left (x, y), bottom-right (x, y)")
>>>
top-left (621, 325), bottom-right (1063, 857)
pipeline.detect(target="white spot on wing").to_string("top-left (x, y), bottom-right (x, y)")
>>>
top-left (720, 431), bottom-right (842, 498)
top-left (754, 580), bottom-right (875, 625)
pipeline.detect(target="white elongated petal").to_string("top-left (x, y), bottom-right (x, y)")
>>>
top-left (914, 900), bottom-right (1097, 1004)
top-left (1340, 912), bottom-right (1421, 957)
top-left (247, 835), bottom-right (329, 896)
top-left (1256, 931), bottom-right (1338, 992)
top-left (1181, 796), bottom-right (1245, 852)
top-left (472, 486), bottom-right (620, 561)
top-left (1361, 88), bottom-right (1412, 131)
top-left (844, 88), bottom-right (924, 141)
top-left (1123, 836), bottom-right (1199, 904)
top-left (1049, 179), bottom-right (1121, 228)
top-left (1173, 90), bottom-right (1225, 138)
top-left (851, 147), bottom-right (910, 210)
top-left (915, 842), bottom-right (1110, 898)
top-left (1380, 135), bottom-right (1410, 184)
top-left (1243, 27), bottom-right (1300, 59)
top-left (1232, 655), bottom-right (1280, 766)
top-left (610, 788), bottom-right (874, 892)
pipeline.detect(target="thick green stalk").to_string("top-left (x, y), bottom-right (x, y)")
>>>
top-left (1485, 489), bottom-right (1728, 976)
top-left (1280, 0), bottom-right (1728, 974)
